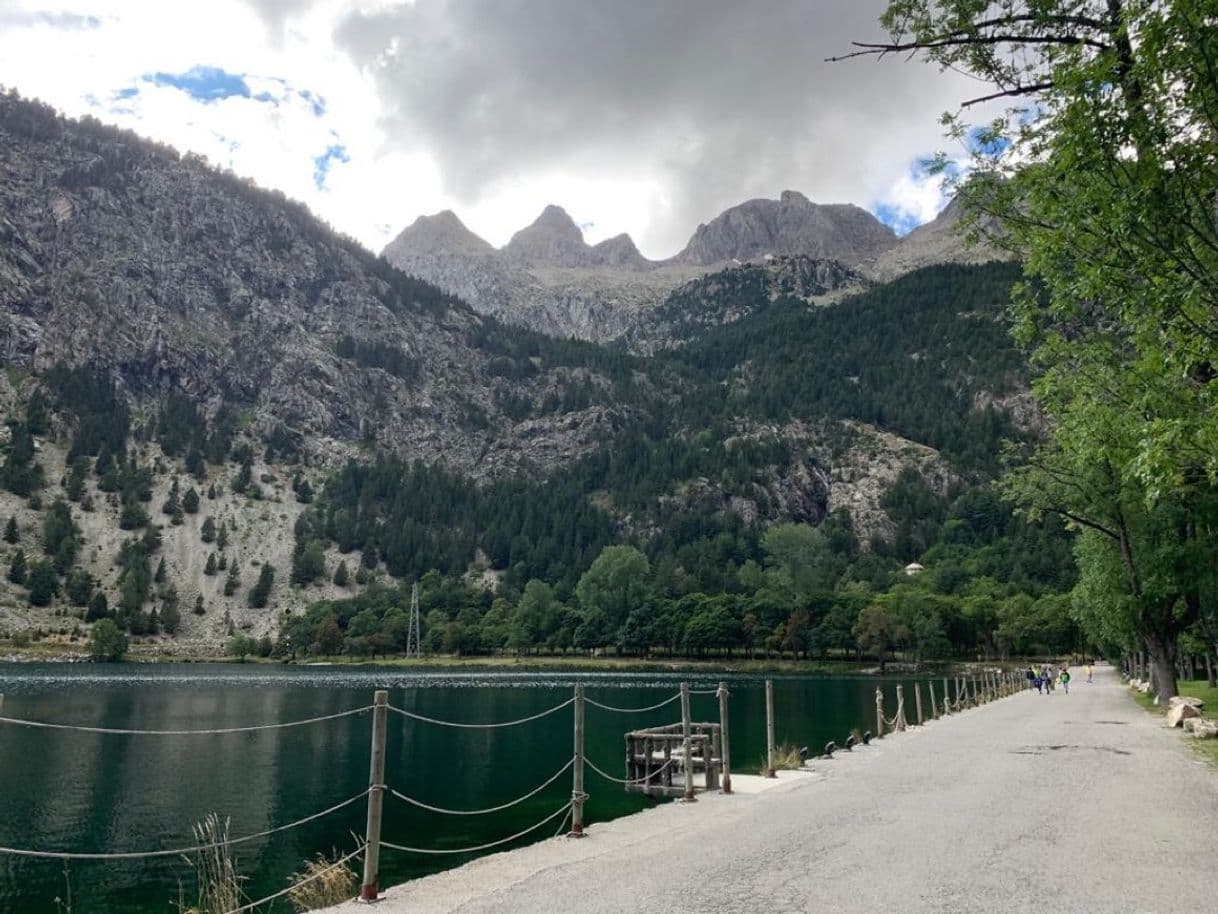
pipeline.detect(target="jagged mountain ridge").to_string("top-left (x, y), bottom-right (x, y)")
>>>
top-left (0, 91), bottom-right (640, 480)
top-left (382, 189), bottom-right (1002, 342)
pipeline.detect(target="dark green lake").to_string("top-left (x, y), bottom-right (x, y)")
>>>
top-left (0, 663), bottom-right (930, 913)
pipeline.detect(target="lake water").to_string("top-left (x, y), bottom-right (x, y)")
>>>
top-left (0, 663), bottom-right (932, 913)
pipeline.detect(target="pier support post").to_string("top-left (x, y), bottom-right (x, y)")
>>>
top-left (681, 682), bottom-right (696, 800)
top-left (359, 690), bottom-right (388, 903)
top-left (764, 679), bottom-right (776, 777)
top-left (895, 685), bottom-right (906, 731)
top-left (875, 687), bottom-right (884, 739)
top-left (942, 678), bottom-right (950, 715)
top-left (571, 683), bottom-right (585, 836)
top-left (717, 681), bottom-right (732, 794)
top-left (928, 680), bottom-right (938, 720)
top-left (914, 682), bottom-right (924, 726)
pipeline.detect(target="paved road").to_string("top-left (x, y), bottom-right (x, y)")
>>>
top-left (330, 667), bottom-right (1218, 914)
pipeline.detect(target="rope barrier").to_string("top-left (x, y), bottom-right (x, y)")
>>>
top-left (387, 697), bottom-right (574, 730)
top-left (0, 790), bottom-right (371, 860)
top-left (688, 688), bottom-right (719, 695)
top-left (583, 692), bottom-right (680, 714)
top-left (380, 801), bottom-right (573, 856)
top-left (387, 758), bottom-right (574, 816)
top-left (0, 706), bottom-right (372, 736)
top-left (218, 846), bottom-right (364, 914)
top-left (584, 756), bottom-right (678, 786)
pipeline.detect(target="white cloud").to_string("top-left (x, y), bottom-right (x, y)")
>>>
top-left (0, 0), bottom-right (982, 257)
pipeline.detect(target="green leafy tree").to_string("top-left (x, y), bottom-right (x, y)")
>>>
top-left (160, 587), bottom-right (181, 634)
top-left (43, 498), bottom-right (79, 573)
top-left (856, 1), bottom-right (1218, 698)
top-left (575, 545), bottom-right (651, 649)
top-left (89, 618), bottom-right (127, 662)
top-left (852, 604), bottom-right (910, 673)
top-left (228, 633), bottom-right (258, 660)
top-left (290, 541), bottom-right (326, 586)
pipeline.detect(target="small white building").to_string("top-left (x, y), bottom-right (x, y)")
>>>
top-left (903, 562), bottom-right (924, 576)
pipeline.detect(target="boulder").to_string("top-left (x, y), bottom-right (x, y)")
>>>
top-left (1190, 720), bottom-right (1218, 739)
top-left (1166, 702), bottom-right (1201, 727)
top-left (1129, 678), bottom-right (1142, 689)
top-left (1168, 695), bottom-right (1204, 709)
top-left (1139, 682), bottom-right (1152, 693)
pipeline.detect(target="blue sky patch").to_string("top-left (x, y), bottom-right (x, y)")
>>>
top-left (147, 66), bottom-right (251, 102)
top-left (299, 89), bottom-right (326, 117)
top-left (313, 144), bottom-right (350, 188)
top-left (967, 126), bottom-right (1011, 157)
top-left (871, 202), bottom-right (922, 237)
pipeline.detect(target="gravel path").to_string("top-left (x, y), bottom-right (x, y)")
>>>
top-left (328, 667), bottom-right (1218, 914)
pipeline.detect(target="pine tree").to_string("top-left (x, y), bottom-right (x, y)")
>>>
top-left (86, 590), bottom-right (109, 622)
top-left (248, 563), bottom-right (274, 608)
top-left (162, 478), bottom-right (180, 516)
top-left (183, 487), bottom-right (200, 514)
top-left (216, 521), bottom-right (228, 550)
top-left (193, 593), bottom-right (205, 615)
top-left (217, 553), bottom-right (227, 571)
top-left (207, 483), bottom-right (217, 500)
top-left (224, 564), bottom-right (240, 596)
top-left (333, 560), bottom-right (349, 587)
top-left (3, 516), bottom-right (17, 544)
top-left (200, 516), bottom-right (216, 543)
top-left (205, 552), bottom-right (217, 575)
top-left (7, 549), bottom-right (27, 585)
top-left (154, 557), bottom-right (167, 584)
top-left (26, 559), bottom-right (57, 606)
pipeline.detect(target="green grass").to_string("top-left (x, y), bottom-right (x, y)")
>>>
top-left (1132, 678), bottom-right (1218, 768)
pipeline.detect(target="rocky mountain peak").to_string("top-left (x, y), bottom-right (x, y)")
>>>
top-left (504, 204), bottom-right (593, 267)
top-left (383, 209), bottom-right (494, 258)
top-left (676, 191), bottom-right (898, 267)
top-left (590, 232), bottom-right (647, 269)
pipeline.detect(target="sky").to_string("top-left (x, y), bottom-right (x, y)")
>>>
top-left (0, 0), bottom-right (987, 258)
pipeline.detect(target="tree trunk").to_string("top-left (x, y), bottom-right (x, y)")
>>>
top-left (1144, 632), bottom-right (1178, 701)
top-left (1206, 652), bottom-right (1216, 689)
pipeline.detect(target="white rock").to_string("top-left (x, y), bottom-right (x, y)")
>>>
top-left (1166, 703), bottom-right (1201, 727)
top-left (1168, 696), bottom-right (1204, 709)
top-left (1190, 720), bottom-right (1218, 739)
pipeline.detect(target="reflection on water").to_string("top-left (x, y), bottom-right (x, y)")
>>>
top-left (0, 663), bottom-right (923, 914)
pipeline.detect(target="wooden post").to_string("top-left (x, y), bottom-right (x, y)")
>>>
top-left (764, 679), bottom-right (776, 777)
top-left (359, 690), bottom-right (388, 903)
top-left (895, 685), bottom-right (906, 731)
top-left (571, 684), bottom-right (585, 836)
top-left (717, 681), bottom-right (732, 795)
top-left (928, 679), bottom-right (938, 720)
top-left (941, 677), bottom-right (950, 715)
top-left (875, 687), bottom-right (884, 739)
top-left (914, 681), bottom-right (924, 726)
top-left (680, 682), bottom-right (696, 801)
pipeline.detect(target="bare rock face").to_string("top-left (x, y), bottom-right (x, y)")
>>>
top-left (862, 195), bottom-right (1010, 282)
top-left (504, 205), bottom-right (594, 267)
top-left (0, 93), bottom-right (628, 479)
top-left (382, 191), bottom-right (898, 342)
top-left (676, 191), bottom-right (898, 266)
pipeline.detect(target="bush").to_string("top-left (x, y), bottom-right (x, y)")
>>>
top-left (227, 633), bottom-right (259, 660)
top-left (89, 618), bottom-right (128, 661)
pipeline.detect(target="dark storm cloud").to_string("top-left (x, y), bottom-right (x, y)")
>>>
top-left (334, 0), bottom-right (979, 254)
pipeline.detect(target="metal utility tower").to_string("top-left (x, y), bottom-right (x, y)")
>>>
top-left (405, 581), bottom-right (421, 658)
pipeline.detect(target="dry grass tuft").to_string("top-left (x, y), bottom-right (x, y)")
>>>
top-left (287, 850), bottom-right (360, 912)
top-left (767, 743), bottom-right (806, 771)
top-left (179, 813), bottom-right (245, 914)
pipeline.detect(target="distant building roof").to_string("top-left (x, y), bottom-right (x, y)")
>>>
top-left (903, 562), bottom-right (924, 575)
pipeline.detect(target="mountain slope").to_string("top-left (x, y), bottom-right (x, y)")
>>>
top-left (0, 90), bottom-right (639, 479)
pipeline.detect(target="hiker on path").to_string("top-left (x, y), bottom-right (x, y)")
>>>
top-left (1060, 668), bottom-right (1071, 694)
top-left (1086, 664), bottom-right (1093, 683)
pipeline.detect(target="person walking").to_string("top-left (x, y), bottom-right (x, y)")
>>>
top-left (1060, 668), bottom-right (1072, 694)
top-left (1086, 663), bottom-right (1093, 683)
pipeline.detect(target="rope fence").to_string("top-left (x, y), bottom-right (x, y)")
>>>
top-left (583, 692), bottom-right (681, 714)
top-left (0, 705), bottom-right (372, 736)
top-left (0, 671), bottom-right (1030, 906)
top-left (379, 801), bottom-right (574, 856)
